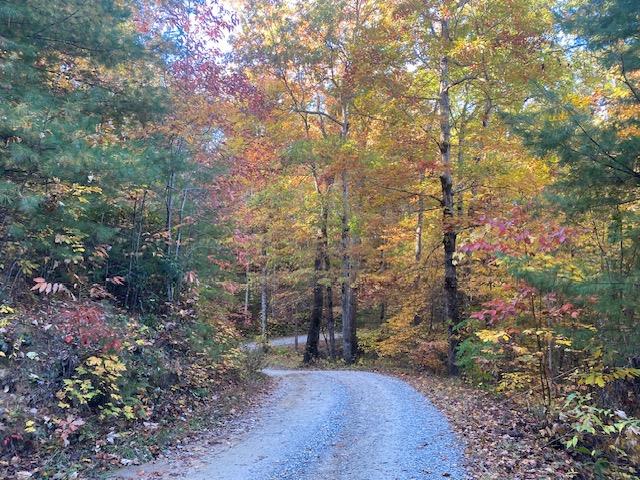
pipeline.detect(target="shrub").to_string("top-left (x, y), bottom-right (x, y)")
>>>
top-left (541, 393), bottom-right (640, 479)
top-left (410, 340), bottom-right (449, 374)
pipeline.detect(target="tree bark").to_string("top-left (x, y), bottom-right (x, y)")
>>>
top-left (173, 187), bottom-right (189, 298)
top-left (304, 232), bottom-right (324, 363)
top-left (165, 170), bottom-right (176, 303)
top-left (306, 162), bottom-right (335, 362)
top-left (415, 168), bottom-right (425, 261)
top-left (456, 124), bottom-right (465, 216)
top-left (320, 202), bottom-right (337, 360)
top-left (260, 262), bottom-right (268, 338)
top-left (294, 308), bottom-right (299, 352)
top-left (244, 262), bottom-right (250, 317)
top-left (340, 104), bottom-right (358, 363)
top-left (439, 16), bottom-right (460, 375)
top-left (341, 167), bottom-right (358, 363)
top-left (326, 283), bottom-right (336, 359)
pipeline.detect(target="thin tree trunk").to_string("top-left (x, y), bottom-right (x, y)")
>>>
top-left (174, 188), bottom-right (188, 260)
top-left (244, 262), bottom-right (250, 317)
top-left (294, 309), bottom-right (299, 352)
top-left (133, 191), bottom-right (147, 309)
top-left (326, 284), bottom-right (336, 360)
top-left (173, 187), bottom-right (188, 299)
top-left (439, 16), bottom-right (460, 375)
top-left (456, 124), bottom-right (465, 216)
top-left (126, 191), bottom-right (147, 310)
top-left (320, 203), bottom-right (336, 360)
top-left (415, 169), bottom-right (425, 261)
top-left (125, 195), bottom-right (139, 308)
top-left (165, 170), bottom-right (176, 303)
top-left (379, 248), bottom-right (387, 324)
top-left (260, 262), bottom-right (268, 338)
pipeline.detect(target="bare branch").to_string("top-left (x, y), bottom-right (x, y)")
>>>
top-left (292, 108), bottom-right (343, 127)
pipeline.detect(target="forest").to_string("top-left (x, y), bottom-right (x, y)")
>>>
top-left (0, 0), bottom-right (638, 479)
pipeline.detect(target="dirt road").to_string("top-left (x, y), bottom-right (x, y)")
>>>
top-left (112, 369), bottom-right (466, 480)
top-left (243, 333), bottom-right (340, 350)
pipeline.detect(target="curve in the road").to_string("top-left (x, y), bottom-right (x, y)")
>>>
top-left (113, 369), bottom-right (466, 480)
top-left (243, 333), bottom-right (341, 350)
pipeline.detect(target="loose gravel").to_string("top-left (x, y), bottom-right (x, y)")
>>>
top-left (112, 369), bottom-right (466, 480)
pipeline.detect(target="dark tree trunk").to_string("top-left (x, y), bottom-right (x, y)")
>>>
top-left (340, 104), bottom-right (358, 364)
top-left (415, 168), bottom-right (425, 261)
top-left (341, 167), bottom-right (358, 364)
top-left (326, 284), bottom-right (336, 359)
top-left (320, 203), bottom-right (337, 360)
top-left (304, 236), bottom-right (324, 363)
top-left (439, 17), bottom-right (460, 375)
top-left (294, 311), bottom-right (299, 352)
top-left (260, 262), bottom-right (268, 338)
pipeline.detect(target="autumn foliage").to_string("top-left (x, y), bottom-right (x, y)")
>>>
top-left (1, 0), bottom-right (639, 478)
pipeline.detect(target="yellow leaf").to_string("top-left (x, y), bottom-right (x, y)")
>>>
top-left (476, 329), bottom-right (510, 343)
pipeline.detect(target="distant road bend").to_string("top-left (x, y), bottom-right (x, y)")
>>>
top-left (113, 368), bottom-right (466, 480)
top-left (244, 332), bottom-right (340, 350)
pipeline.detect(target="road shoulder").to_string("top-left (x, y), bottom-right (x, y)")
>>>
top-left (107, 376), bottom-right (276, 479)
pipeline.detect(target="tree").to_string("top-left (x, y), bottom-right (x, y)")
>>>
top-left (0, 0), bottom-right (167, 301)
top-left (392, 0), bottom-right (553, 373)
top-left (235, 0), bottom-right (393, 362)
top-left (0, 0), bottom-right (237, 311)
top-left (511, 0), bottom-right (640, 363)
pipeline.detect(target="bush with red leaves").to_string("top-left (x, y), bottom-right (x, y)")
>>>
top-left (56, 305), bottom-right (122, 352)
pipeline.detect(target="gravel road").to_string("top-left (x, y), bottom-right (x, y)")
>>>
top-left (244, 333), bottom-right (341, 350)
top-left (112, 369), bottom-right (466, 480)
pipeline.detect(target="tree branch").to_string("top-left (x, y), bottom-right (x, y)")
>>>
top-left (292, 108), bottom-right (343, 127)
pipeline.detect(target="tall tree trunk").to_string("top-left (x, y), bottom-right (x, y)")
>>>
top-left (341, 167), bottom-right (358, 363)
top-left (304, 233), bottom-right (324, 363)
top-left (306, 166), bottom-right (330, 362)
top-left (125, 194), bottom-right (139, 309)
top-left (456, 124), bottom-right (465, 216)
top-left (132, 191), bottom-right (146, 310)
top-left (320, 201), bottom-right (336, 360)
top-left (260, 262), bottom-right (268, 338)
top-left (439, 16), bottom-right (460, 375)
top-left (415, 168), bottom-right (425, 261)
top-left (379, 248), bottom-right (387, 324)
top-left (293, 307), bottom-right (299, 352)
top-left (173, 187), bottom-right (188, 299)
top-left (326, 283), bottom-right (336, 360)
top-left (174, 188), bottom-right (188, 260)
top-left (165, 170), bottom-right (176, 303)
top-left (340, 105), bottom-right (358, 364)
top-left (244, 263), bottom-right (250, 317)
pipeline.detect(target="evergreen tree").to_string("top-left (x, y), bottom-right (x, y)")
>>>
top-left (511, 0), bottom-right (640, 363)
top-left (0, 0), bottom-right (213, 308)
